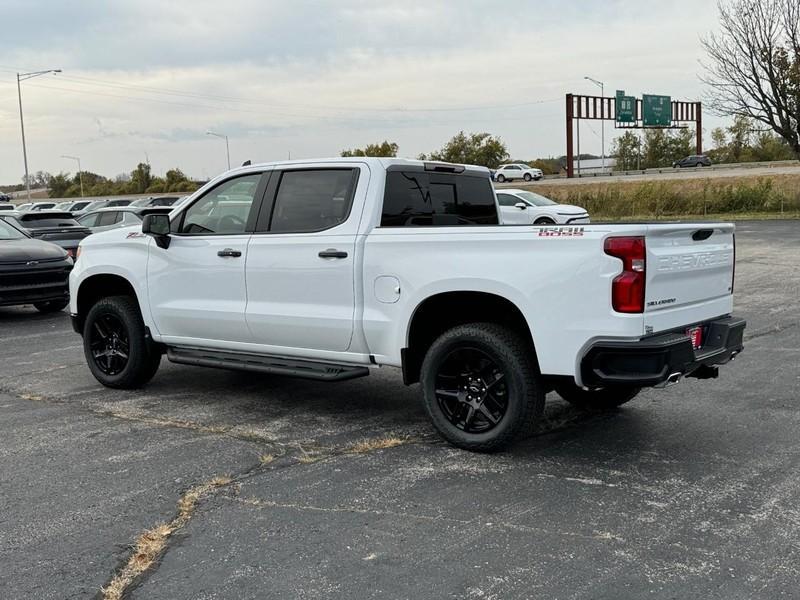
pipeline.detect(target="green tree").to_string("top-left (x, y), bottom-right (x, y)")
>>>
top-left (164, 168), bottom-right (191, 191)
top-left (641, 128), bottom-right (695, 168)
top-left (130, 163), bottom-right (152, 194)
top-left (341, 141), bottom-right (399, 157)
top-left (726, 116), bottom-right (753, 162)
top-left (420, 131), bottom-right (509, 168)
top-left (48, 173), bottom-right (71, 198)
top-left (611, 131), bottom-right (642, 170)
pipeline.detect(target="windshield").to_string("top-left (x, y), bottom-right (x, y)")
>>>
top-left (515, 191), bottom-right (557, 207)
top-left (0, 219), bottom-right (25, 240)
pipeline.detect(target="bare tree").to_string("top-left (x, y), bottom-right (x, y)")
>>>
top-left (702, 0), bottom-right (800, 158)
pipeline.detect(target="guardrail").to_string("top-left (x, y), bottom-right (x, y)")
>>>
top-left (536, 159), bottom-right (799, 181)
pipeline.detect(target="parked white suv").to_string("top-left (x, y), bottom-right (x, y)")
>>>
top-left (69, 158), bottom-right (745, 452)
top-left (497, 189), bottom-right (589, 225)
top-left (494, 164), bottom-right (543, 183)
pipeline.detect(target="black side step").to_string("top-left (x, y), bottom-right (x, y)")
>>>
top-left (167, 346), bottom-right (370, 382)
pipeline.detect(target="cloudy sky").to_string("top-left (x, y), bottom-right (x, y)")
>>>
top-left (0, 0), bottom-right (725, 184)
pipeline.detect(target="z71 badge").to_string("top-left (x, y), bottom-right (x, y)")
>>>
top-left (537, 226), bottom-right (585, 237)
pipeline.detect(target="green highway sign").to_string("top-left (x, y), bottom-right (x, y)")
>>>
top-left (642, 94), bottom-right (672, 127)
top-left (616, 95), bottom-right (636, 123)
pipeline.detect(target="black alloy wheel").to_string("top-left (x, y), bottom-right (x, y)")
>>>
top-left (89, 312), bottom-right (130, 376)
top-left (434, 346), bottom-right (509, 434)
top-left (420, 323), bottom-right (544, 452)
top-left (82, 295), bottom-right (161, 388)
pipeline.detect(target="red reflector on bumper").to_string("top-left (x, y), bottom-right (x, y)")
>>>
top-left (686, 326), bottom-right (703, 350)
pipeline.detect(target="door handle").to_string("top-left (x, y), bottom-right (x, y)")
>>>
top-left (217, 248), bottom-right (242, 257)
top-left (318, 249), bottom-right (348, 259)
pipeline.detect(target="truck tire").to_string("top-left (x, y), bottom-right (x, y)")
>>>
top-left (420, 323), bottom-right (544, 452)
top-left (83, 295), bottom-right (161, 389)
top-left (554, 382), bottom-right (640, 410)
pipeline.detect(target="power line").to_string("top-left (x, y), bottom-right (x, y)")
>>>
top-left (0, 65), bottom-right (560, 114)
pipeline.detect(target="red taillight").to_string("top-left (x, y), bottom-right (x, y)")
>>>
top-left (604, 236), bottom-right (646, 313)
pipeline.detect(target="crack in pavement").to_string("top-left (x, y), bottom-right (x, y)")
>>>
top-left (97, 434), bottom-right (427, 599)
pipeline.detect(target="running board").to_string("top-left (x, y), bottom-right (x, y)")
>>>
top-left (166, 346), bottom-right (370, 382)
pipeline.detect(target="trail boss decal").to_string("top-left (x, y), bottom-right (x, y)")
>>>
top-left (537, 226), bottom-right (585, 237)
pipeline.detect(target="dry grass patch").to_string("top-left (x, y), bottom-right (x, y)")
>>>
top-left (102, 476), bottom-right (232, 600)
top-left (259, 453), bottom-right (275, 465)
top-left (347, 435), bottom-right (407, 454)
top-left (528, 173), bottom-right (800, 220)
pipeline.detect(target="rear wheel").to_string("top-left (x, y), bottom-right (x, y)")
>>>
top-left (420, 323), bottom-right (544, 452)
top-left (695, 162), bottom-right (703, 167)
top-left (83, 295), bottom-right (161, 389)
top-left (554, 382), bottom-right (641, 411)
top-left (34, 299), bottom-right (69, 313)
top-left (496, 174), bottom-right (506, 183)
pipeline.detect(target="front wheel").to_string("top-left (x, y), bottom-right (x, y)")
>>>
top-left (523, 173), bottom-right (532, 182)
top-left (534, 217), bottom-right (555, 225)
top-left (83, 295), bottom-right (161, 389)
top-left (34, 298), bottom-right (69, 313)
top-left (420, 323), bottom-right (544, 452)
top-left (554, 382), bottom-right (640, 411)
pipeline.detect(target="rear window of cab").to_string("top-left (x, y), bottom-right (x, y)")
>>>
top-left (381, 171), bottom-right (498, 227)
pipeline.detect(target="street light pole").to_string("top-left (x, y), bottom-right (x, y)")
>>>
top-left (17, 69), bottom-right (62, 200)
top-left (584, 76), bottom-right (605, 172)
top-left (206, 130), bottom-right (231, 170)
top-left (61, 155), bottom-right (83, 197)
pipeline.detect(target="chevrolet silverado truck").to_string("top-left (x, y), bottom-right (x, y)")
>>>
top-left (69, 158), bottom-right (745, 451)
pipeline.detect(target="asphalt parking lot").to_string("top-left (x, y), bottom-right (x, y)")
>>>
top-left (1, 220), bottom-right (798, 599)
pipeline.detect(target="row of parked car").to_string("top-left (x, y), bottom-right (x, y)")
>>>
top-left (0, 196), bottom-right (185, 313)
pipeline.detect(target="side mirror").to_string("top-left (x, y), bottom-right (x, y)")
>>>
top-left (142, 213), bottom-right (171, 248)
top-left (515, 202), bottom-right (527, 210)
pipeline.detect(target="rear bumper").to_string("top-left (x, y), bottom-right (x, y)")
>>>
top-left (581, 316), bottom-right (745, 387)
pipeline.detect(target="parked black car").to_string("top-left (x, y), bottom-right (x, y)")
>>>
top-left (0, 217), bottom-right (73, 312)
top-left (673, 154), bottom-right (712, 168)
top-left (0, 212), bottom-right (92, 259)
top-left (0, 192), bottom-right (12, 202)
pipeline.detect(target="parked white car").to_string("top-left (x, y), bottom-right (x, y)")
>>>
top-left (493, 164), bottom-right (543, 183)
top-left (496, 189), bottom-right (589, 225)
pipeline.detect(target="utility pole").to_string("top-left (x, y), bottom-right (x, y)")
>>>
top-left (17, 69), bottom-right (62, 200)
top-left (584, 76), bottom-right (605, 172)
top-left (206, 130), bottom-right (231, 170)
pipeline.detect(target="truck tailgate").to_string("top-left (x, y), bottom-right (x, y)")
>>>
top-left (644, 223), bottom-right (735, 333)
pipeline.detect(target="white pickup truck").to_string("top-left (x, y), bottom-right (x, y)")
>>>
top-left (69, 158), bottom-right (745, 451)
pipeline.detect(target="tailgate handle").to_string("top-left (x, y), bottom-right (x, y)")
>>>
top-left (692, 229), bottom-right (714, 241)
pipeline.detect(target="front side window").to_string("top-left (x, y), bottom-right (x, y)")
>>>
top-left (381, 171), bottom-right (498, 227)
top-left (269, 169), bottom-right (357, 233)
top-left (180, 174), bottom-right (262, 235)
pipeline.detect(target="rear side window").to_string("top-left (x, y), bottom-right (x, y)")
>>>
top-left (98, 211), bottom-right (122, 226)
top-left (269, 169), bottom-right (357, 233)
top-left (381, 171), bottom-right (498, 227)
